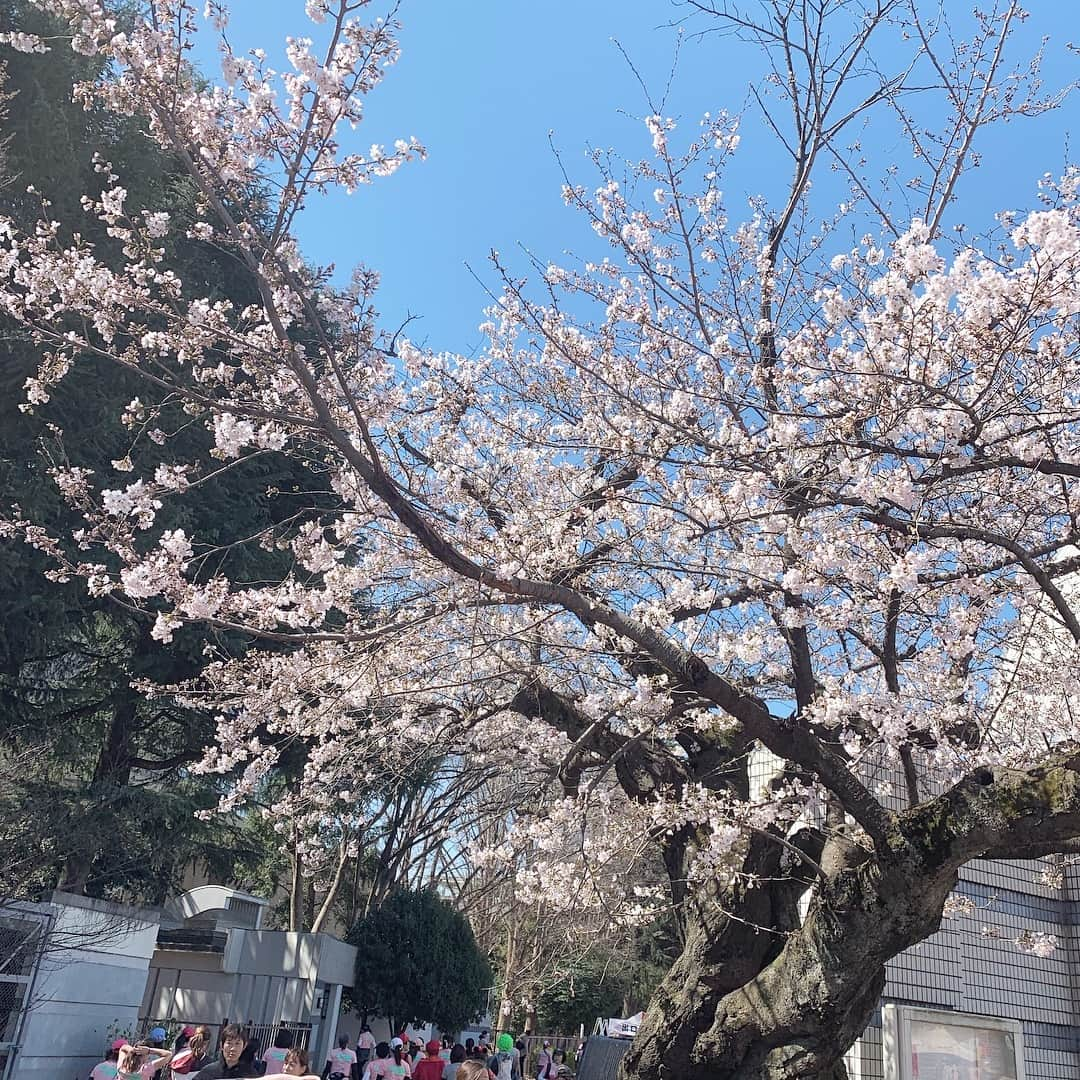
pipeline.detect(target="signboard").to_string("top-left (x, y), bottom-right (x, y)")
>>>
top-left (605, 1013), bottom-right (643, 1039)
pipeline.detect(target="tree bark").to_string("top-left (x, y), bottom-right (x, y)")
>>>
top-left (620, 756), bottom-right (1080, 1080)
top-left (289, 826), bottom-right (305, 932)
top-left (59, 693), bottom-right (138, 894)
top-left (621, 849), bottom-right (945, 1080)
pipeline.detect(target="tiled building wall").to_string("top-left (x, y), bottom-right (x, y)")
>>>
top-left (848, 858), bottom-right (1080, 1080)
top-left (752, 744), bottom-right (1080, 1080)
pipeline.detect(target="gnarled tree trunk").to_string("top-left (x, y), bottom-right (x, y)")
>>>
top-left (621, 759), bottom-right (1080, 1080)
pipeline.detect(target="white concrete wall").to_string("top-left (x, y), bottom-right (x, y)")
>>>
top-left (13, 892), bottom-right (159, 1080)
top-left (142, 932), bottom-right (357, 1028)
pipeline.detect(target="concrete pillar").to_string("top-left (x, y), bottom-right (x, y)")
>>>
top-left (316, 984), bottom-right (344, 1070)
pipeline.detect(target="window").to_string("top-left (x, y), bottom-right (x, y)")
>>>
top-left (883, 1006), bottom-right (1024, 1080)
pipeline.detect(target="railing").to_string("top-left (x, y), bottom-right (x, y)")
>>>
top-left (136, 1017), bottom-right (313, 1056)
top-left (517, 1034), bottom-right (580, 1077)
top-left (244, 1020), bottom-right (313, 1054)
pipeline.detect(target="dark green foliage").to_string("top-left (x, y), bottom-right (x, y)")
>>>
top-left (536, 955), bottom-right (628, 1036)
top-left (619, 913), bottom-right (681, 1017)
top-left (347, 889), bottom-right (493, 1031)
top-left (525, 915), bottom-right (678, 1035)
top-left (0, 0), bottom-right (337, 903)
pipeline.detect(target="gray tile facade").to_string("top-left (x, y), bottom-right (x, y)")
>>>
top-left (847, 857), bottom-right (1080, 1080)
top-left (750, 745), bottom-right (1079, 1080)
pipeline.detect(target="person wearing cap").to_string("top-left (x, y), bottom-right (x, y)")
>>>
top-left (363, 1041), bottom-right (410, 1080)
top-left (392, 1036), bottom-right (413, 1069)
top-left (486, 1036), bottom-right (519, 1080)
top-left (411, 1041), bottom-right (445, 1080)
top-left (89, 1039), bottom-right (125, 1080)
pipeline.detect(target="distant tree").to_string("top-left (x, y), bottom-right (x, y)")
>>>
top-left (0, 0), bottom-right (338, 903)
top-left (536, 955), bottom-right (627, 1036)
top-left (347, 888), bottom-right (492, 1032)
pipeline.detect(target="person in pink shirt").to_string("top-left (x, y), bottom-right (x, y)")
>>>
top-left (262, 1031), bottom-right (296, 1074)
top-left (89, 1040), bottom-right (124, 1080)
top-left (325, 1035), bottom-right (358, 1080)
top-left (356, 1026), bottom-right (377, 1072)
top-left (363, 1041), bottom-right (411, 1080)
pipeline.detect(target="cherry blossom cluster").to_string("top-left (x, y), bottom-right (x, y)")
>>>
top-left (1, 0), bottom-right (1079, 931)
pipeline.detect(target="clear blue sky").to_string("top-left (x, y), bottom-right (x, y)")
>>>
top-left (208, 2), bottom-right (1077, 356)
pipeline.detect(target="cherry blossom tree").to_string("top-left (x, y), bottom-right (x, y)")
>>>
top-left (1, 1), bottom-right (1079, 1078)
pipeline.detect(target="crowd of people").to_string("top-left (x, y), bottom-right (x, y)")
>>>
top-left (329, 1030), bottom-right (572, 1080)
top-left (88, 1025), bottom-right (320, 1080)
top-left (88, 1025), bottom-right (574, 1080)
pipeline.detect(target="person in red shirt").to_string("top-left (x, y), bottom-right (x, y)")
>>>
top-left (412, 1042), bottom-right (445, 1080)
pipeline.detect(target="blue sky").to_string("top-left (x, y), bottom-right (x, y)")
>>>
top-left (208, 2), bottom-right (1077, 356)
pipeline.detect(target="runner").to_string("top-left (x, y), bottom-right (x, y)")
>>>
top-left (551, 1052), bottom-right (572, 1080)
top-left (356, 1027), bottom-right (376, 1072)
top-left (171, 1028), bottom-right (211, 1075)
top-left (362, 1041), bottom-right (411, 1080)
top-left (443, 1046), bottom-right (465, 1080)
top-left (411, 1041), bottom-right (445, 1080)
top-left (90, 1039), bottom-right (125, 1080)
top-left (534, 1043), bottom-right (551, 1080)
top-left (115, 1043), bottom-right (173, 1080)
top-left (284, 1049), bottom-right (311, 1077)
top-left (455, 1062), bottom-right (493, 1080)
top-left (486, 1036), bottom-right (519, 1080)
top-left (262, 1031), bottom-right (295, 1074)
top-left (325, 1035), bottom-right (359, 1080)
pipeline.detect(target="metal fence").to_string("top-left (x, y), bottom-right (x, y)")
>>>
top-left (575, 1036), bottom-right (632, 1080)
top-left (517, 1034), bottom-right (581, 1077)
top-left (244, 1020), bottom-right (313, 1054)
top-left (137, 1017), bottom-right (313, 1056)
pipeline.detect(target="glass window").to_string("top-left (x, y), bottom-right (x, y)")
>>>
top-left (909, 1018), bottom-right (1018, 1080)
top-left (884, 1006), bottom-right (1024, 1080)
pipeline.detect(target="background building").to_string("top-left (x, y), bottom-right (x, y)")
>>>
top-left (0, 886), bottom-right (357, 1080)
